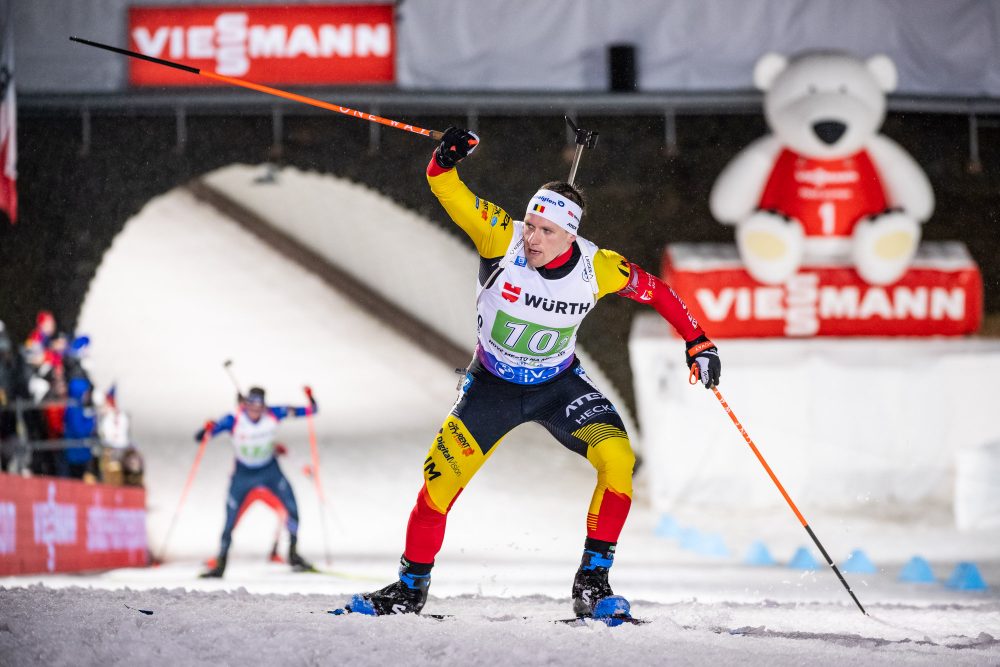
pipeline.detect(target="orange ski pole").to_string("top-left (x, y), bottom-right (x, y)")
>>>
top-left (69, 36), bottom-right (444, 141)
top-left (156, 424), bottom-right (211, 564)
top-left (304, 386), bottom-right (332, 566)
top-left (689, 366), bottom-right (867, 615)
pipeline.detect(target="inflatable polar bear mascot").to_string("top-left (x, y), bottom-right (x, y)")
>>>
top-left (709, 51), bottom-right (934, 286)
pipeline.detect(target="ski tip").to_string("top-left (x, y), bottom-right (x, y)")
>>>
top-left (346, 595), bottom-right (378, 616)
top-left (327, 608), bottom-right (349, 616)
top-left (593, 595), bottom-right (631, 619)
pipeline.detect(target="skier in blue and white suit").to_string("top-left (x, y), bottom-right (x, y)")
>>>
top-left (196, 385), bottom-right (318, 578)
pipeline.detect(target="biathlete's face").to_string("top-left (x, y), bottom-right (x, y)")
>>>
top-left (523, 213), bottom-right (576, 268)
top-left (245, 401), bottom-right (265, 421)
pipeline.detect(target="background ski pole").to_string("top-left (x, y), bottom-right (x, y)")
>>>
top-left (69, 36), bottom-right (443, 141)
top-left (155, 424), bottom-right (211, 564)
top-left (222, 359), bottom-right (244, 400)
top-left (303, 386), bottom-right (332, 566)
top-left (690, 368), bottom-right (868, 616)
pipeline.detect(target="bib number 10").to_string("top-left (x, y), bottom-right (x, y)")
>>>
top-left (491, 311), bottom-right (575, 357)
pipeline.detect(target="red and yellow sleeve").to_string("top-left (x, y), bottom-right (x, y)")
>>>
top-left (593, 249), bottom-right (704, 342)
top-left (426, 160), bottom-right (514, 258)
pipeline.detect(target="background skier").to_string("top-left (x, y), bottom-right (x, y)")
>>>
top-left (196, 385), bottom-right (318, 578)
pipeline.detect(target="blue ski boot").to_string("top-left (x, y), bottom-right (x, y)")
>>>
top-left (572, 539), bottom-right (631, 623)
top-left (346, 557), bottom-right (431, 616)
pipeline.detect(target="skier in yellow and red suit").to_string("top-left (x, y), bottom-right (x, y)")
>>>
top-left (346, 128), bottom-right (722, 621)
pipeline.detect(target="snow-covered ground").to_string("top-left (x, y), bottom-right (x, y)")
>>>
top-left (3, 176), bottom-right (998, 666)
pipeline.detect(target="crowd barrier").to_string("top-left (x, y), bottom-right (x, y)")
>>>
top-left (0, 473), bottom-right (147, 575)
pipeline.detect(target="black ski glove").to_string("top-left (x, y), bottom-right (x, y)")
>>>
top-left (434, 126), bottom-right (480, 169)
top-left (195, 420), bottom-right (215, 443)
top-left (685, 335), bottom-right (721, 389)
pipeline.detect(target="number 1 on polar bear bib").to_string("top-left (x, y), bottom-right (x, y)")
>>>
top-left (819, 201), bottom-right (836, 235)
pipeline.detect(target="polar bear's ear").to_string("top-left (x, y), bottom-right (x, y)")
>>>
top-left (753, 53), bottom-right (787, 91)
top-left (866, 54), bottom-right (897, 92)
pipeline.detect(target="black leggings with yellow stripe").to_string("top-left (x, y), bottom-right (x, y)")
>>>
top-left (403, 357), bottom-right (635, 564)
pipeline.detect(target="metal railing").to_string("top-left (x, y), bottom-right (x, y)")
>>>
top-left (1, 398), bottom-right (102, 476)
top-left (20, 88), bottom-right (1000, 116)
top-left (21, 88), bottom-right (1000, 164)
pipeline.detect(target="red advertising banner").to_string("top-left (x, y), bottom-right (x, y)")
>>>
top-left (662, 242), bottom-right (982, 337)
top-left (128, 4), bottom-right (395, 86)
top-left (0, 474), bottom-right (147, 575)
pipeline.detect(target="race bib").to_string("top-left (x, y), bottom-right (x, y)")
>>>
top-left (490, 310), bottom-right (576, 357)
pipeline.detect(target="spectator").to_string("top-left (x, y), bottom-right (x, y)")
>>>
top-left (64, 335), bottom-right (91, 383)
top-left (0, 320), bottom-right (11, 404)
top-left (97, 385), bottom-right (143, 487)
top-left (0, 320), bottom-right (15, 472)
top-left (30, 355), bottom-right (67, 478)
top-left (60, 376), bottom-right (98, 482)
top-left (22, 314), bottom-right (57, 404)
top-left (24, 310), bottom-right (56, 359)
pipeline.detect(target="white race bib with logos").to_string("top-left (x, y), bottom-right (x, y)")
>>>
top-left (476, 221), bottom-right (598, 384)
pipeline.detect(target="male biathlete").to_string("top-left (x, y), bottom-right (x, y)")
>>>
top-left (346, 128), bottom-right (721, 620)
top-left (197, 386), bottom-right (318, 578)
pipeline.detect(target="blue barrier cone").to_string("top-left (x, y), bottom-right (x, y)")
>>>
top-left (743, 540), bottom-right (776, 566)
top-left (698, 532), bottom-right (731, 558)
top-left (841, 549), bottom-right (877, 574)
top-left (788, 546), bottom-right (819, 570)
top-left (945, 562), bottom-right (989, 591)
top-left (898, 556), bottom-right (936, 583)
top-left (654, 514), bottom-right (681, 539)
top-left (679, 527), bottom-right (702, 551)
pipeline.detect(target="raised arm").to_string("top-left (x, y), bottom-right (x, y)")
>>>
top-left (270, 386), bottom-right (319, 420)
top-left (194, 414), bottom-right (235, 442)
top-left (426, 127), bottom-right (515, 259)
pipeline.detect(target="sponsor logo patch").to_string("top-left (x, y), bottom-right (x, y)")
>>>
top-left (501, 282), bottom-right (522, 303)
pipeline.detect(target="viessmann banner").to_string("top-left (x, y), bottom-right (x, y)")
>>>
top-left (662, 243), bottom-right (982, 337)
top-left (128, 4), bottom-right (395, 86)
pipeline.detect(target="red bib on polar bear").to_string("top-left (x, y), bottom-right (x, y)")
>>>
top-left (759, 148), bottom-right (887, 238)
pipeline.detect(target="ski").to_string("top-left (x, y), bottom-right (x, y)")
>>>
top-left (326, 608), bottom-right (648, 626)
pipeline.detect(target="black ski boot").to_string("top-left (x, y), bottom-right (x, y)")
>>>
top-left (346, 557), bottom-right (431, 615)
top-left (571, 539), bottom-right (631, 620)
top-left (288, 535), bottom-right (315, 572)
top-left (199, 555), bottom-right (227, 579)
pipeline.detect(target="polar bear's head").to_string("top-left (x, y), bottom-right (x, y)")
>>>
top-left (755, 51), bottom-right (896, 159)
